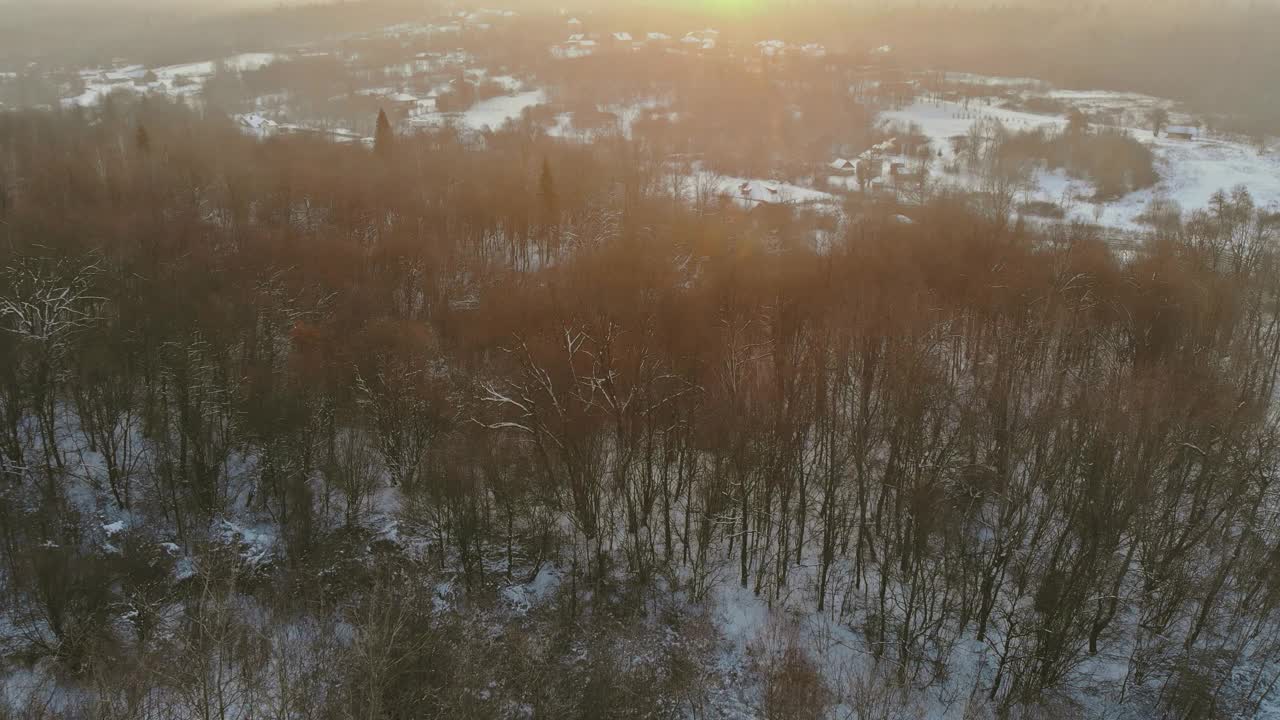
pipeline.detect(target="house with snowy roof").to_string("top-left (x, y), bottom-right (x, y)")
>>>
top-left (609, 32), bottom-right (640, 50)
top-left (679, 29), bottom-right (720, 52)
top-left (371, 91), bottom-right (420, 112)
top-left (829, 158), bottom-right (856, 173)
top-left (757, 40), bottom-right (788, 57)
top-left (552, 34), bottom-right (598, 59)
top-left (237, 113), bottom-right (279, 135)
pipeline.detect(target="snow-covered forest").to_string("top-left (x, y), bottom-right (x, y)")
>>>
top-left (3, 2), bottom-right (1280, 719)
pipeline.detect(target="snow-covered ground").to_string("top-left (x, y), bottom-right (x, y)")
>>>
top-left (154, 52), bottom-right (278, 81)
top-left (673, 169), bottom-right (839, 213)
top-left (410, 89), bottom-right (547, 132)
top-left (944, 71), bottom-right (1046, 88)
top-left (54, 38), bottom-right (547, 143)
top-left (63, 52), bottom-right (279, 108)
top-left (710, 173), bottom-right (836, 209)
top-left (545, 97), bottom-right (673, 141)
top-left (1124, 131), bottom-right (1280, 225)
top-left (881, 98), bottom-right (1280, 229)
top-left (41, 32), bottom-right (1280, 234)
top-left (458, 90), bottom-right (545, 131)
top-left (881, 98), bottom-right (1067, 142)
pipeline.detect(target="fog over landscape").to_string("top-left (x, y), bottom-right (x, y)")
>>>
top-left (1, 1), bottom-right (1279, 718)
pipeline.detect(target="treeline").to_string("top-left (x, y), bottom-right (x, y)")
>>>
top-left (999, 114), bottom-right (1158, 201)
top-left (845, 4), bottom-right (1280, 138)
top-left (0, 0), bottom-right (435, 71)
top-left (562, 1), bottom-right (1280, 137)
top-left (2, 99), bottom-right (1280, 718)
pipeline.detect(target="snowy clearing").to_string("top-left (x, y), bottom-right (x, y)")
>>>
top-left (412, 90), bottom-right (547, 132)
top-left (881, 99), bottom-right (1280, 229)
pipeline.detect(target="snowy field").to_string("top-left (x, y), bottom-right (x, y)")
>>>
top-left (58, 45), bottom-right (546, 139)
top-left (546, 97), bottom-right (674, 141)
top-left (707, 173), bottom-right (837, 209)
top-left (42, 38), bottom-right (1280, 235)
top-left (881, 98), bottom-right (1280, 229)
top-left (64, 53), bottom-right (278, 108)
top-left (410, 89), bottom-right (547, 132)
top-left (882, 98), bottom-right (1067, 138)
top-left (944, 72), bottom-right (1047, 88)
top-left (668, 168), bottom-right (840, 214)
top-left (456, 90), bottom-right (546, 131)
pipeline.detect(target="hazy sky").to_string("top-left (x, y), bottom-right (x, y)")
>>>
top-left (0, 0), bottom-right (319, 15)
top-left (4, 0), bottom-right (1274, 14)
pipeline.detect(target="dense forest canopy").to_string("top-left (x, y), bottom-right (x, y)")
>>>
top-left (1, 91), bottom-right (1279, 717)
top-left (1, 0), bottom-right (1280, 716)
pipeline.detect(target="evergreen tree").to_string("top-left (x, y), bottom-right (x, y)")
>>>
top-left (374, 109), bottom-right (395, 158)
top-left (856, 159), bottom-right (874, 192)
top-left (1148, 107), bottom-right (1170, 137)
top-left (1066, 109), bottom-right (1090, 136)
top-left (538, 158), bottom-right (557, 219)
top-left (538, 158), bottom-right (559, 260)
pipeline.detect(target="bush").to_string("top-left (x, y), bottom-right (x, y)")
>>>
top-left (1135, 195), bottom-right (1183, 230)
top-left (1019, 200), bottom-right (1066, 219)
top-left (841, 664), bottom-right (926, 720)
top-left (475, 79), bottom-right (509, 102)
top-left (999, 127), bottom-right (1158, 200)
top-left (761, 646), bottom-right (829, 720)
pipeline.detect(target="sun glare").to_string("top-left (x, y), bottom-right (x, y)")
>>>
top-left (676, 0), bottom-right (765, 16)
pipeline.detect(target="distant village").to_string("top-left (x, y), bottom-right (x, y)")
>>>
top-left (6, 4), bottom-right (1264, 231)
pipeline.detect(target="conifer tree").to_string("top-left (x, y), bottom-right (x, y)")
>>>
top-left (538, 158), bottom-right (557, 218)
top-left (538, 158), bottom-right (559, 260)
top-left (374, 109), bottom-right (394, 158)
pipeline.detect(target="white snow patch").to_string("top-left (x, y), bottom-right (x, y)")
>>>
top-left (880, 99), bottom-right (1280, 229)
top-left (458, 90), bottom-right (546, 131)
